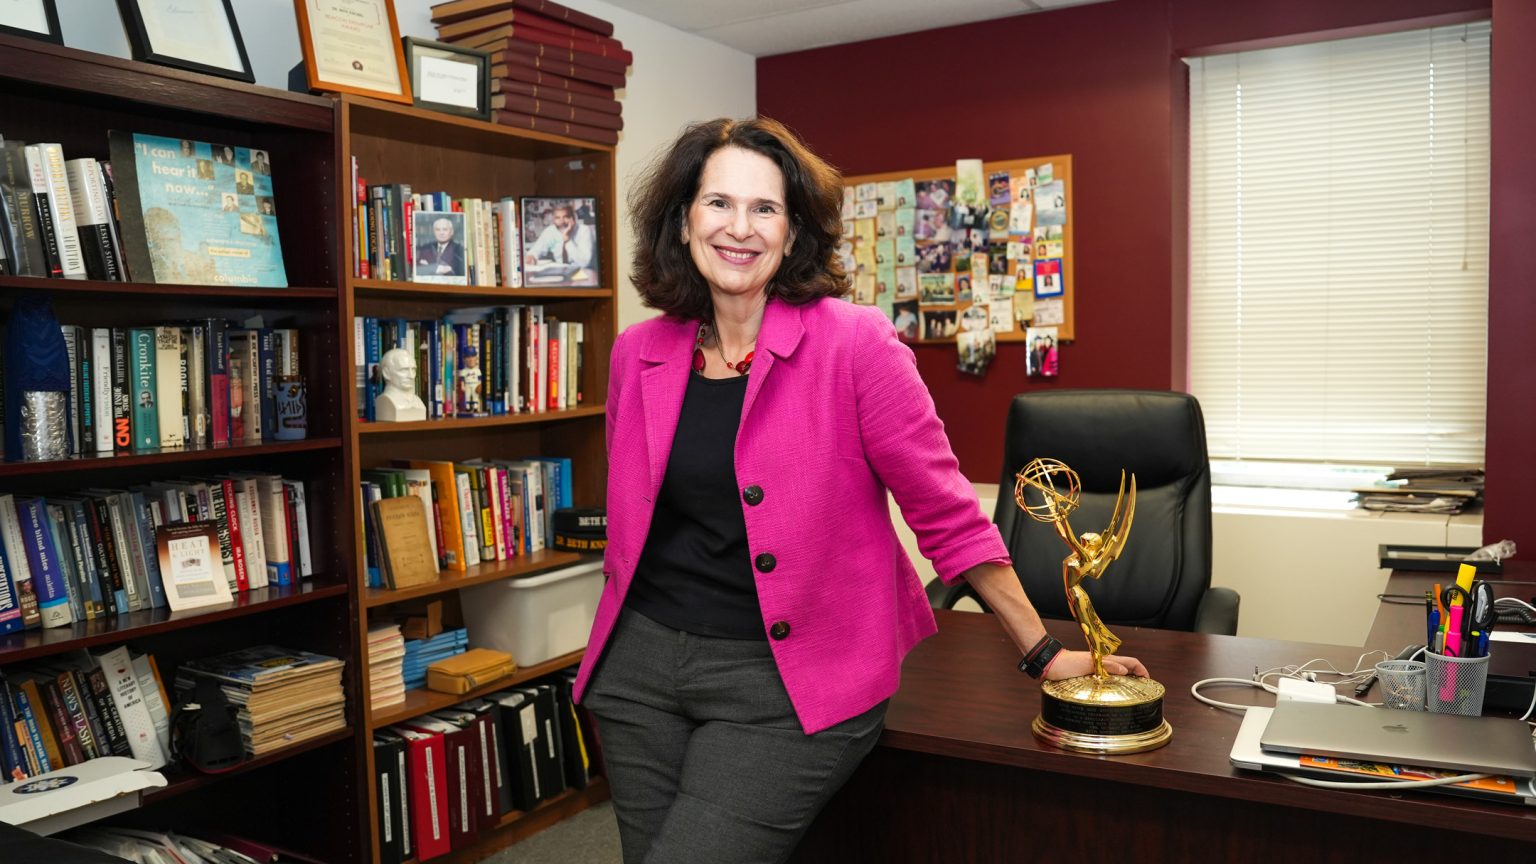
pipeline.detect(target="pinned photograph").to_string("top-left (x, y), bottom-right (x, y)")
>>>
top-left (895, 236), bottom-right (915, 266)
top-left (894, 208), bottom-right (915, 237)
top-left (894, 266), bottom-right (918, 299)
top-left (854, 272), bottom-right (878, 305)
top-left (1034, 258), bottom-right (1065, 297)
top-left (1026, 326), bottom-right (1060, 377)
top-left (914, 208), bottom-right (952, 242)
top-left (988, 171), bottom-right (1012, 207)
top-left (921, 308), bottom-right (958, 340)
top-left (521, 196), bottom-right (600, 287)
top-left (915, 179), bottom-right (954, 211)
top-left (1036, 180), bottom-right (1067, 226)
top-left (915, 242), bottom-right (952, 274)
top-left (414, 210), bottom-right (468, 284)
top-left (955, 159), bottom-right (985, 207)
top-left (1033, 224), bottom-right (1064, 259)
top-left (893, 178), bottom-right (915, 209)
top-left (918, 273), bottom-right (956, 305)
top-left (892, 300), bottom-right (919, 340)
top-left (876, 181), bottom-right (897, 210)
top-left (957, 327), bottom-right (996, 377)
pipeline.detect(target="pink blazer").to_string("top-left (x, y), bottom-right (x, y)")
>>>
top-left (572, 297), bottom-right (1009, 733)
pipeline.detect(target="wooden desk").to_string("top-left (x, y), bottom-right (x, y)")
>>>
top-left (791, 611), bottom-right (1536, 862)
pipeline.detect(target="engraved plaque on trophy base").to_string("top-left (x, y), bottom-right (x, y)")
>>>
top-left (1031, 674), bottom-right (1172, 754)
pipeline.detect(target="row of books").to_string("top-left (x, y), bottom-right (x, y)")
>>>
top-left (0, 473), bottom-right (312, 633)
top-left (352, 174), bottom-right (523, 287)
top-left (174, 645), bottom-right (346, 758)
top-left (0, 645), bottom-right (171, 782)
top-left (356, 305), bottom-right (585, 421)
top-left (0, 138), bottom-right (128, 281)
top-left (361, 456), bottom-right (572, 586)
top-left (373, 668), bottom-right (598, 863)
top-left (401, 627), bottom-right (470, 691)
top-left (432, 0), bottom-right (628, 146)
top-left (36, 319), bottom-right (303, 459)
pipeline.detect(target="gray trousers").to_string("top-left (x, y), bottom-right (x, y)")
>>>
top-left (583, 608), bottom-right (887, 864)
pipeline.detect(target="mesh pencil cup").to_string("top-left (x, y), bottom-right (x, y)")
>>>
top-left (1374, 659), bottom-right (1426, 710)
top-left (1424, 650), bottom-right (1489, 716)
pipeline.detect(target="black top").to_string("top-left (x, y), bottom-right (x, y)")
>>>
top-left (626, 372), bottom-right (765, 639)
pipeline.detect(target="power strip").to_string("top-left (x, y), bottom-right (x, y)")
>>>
top-left (1276, 677), bottom-right (1337, 704)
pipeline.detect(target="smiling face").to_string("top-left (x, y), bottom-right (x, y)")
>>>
top-left (433, 219), bottom-right (454, 242)
top-left (682, 146), bottom-right (794, 303)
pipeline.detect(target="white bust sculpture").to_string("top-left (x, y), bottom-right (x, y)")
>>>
top-left (377, 347), bottom-right (427, 422)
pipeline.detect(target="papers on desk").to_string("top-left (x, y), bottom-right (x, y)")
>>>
top-left (1490, 630), bottom-right (1536, 643)
top-left (1354, 468), bottom-right (1484, 514)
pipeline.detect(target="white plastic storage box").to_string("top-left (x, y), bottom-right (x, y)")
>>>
top-left (460, 560), bottom-right (604, 667)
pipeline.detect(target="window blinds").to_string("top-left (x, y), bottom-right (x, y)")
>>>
top-left (1187, 22), bottom-right (1490, 467)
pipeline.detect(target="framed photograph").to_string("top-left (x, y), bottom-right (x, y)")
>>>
top-left (115, 0), bottom-right (254, 83)
top-left (520, 197), bottom-right (600, 288)
top-left (0, 0), bottom-right (62, 43)
top-left (413, 210), bottom-right (468, 285)
top-left (402, 37), bottom-right (490, 120)
top-left (294, 0), bottom-right (412, 104)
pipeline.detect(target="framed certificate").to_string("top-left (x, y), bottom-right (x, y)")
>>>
top-left (0, 0), bottom-right (62, 44)
top-left (116, 0), bottom-right (254, 82)
top-left (295, 0), bottom-right (413, 104)
top-left (403, 37), bottom-right (490, 120)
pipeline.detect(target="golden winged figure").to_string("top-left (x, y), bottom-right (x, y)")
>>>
top-left (1015, 459), bottom-right (1136, 680)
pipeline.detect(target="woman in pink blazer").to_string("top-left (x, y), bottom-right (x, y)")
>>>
top-left (573, 118), bottom-right (1147, 864)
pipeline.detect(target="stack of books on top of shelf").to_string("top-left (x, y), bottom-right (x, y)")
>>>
top-left (175, 645), bottom-right (346, 758)
top-left (402, 628), bottom-right (469, 690)
top-left (0, 646), bottom-right (172, 783)
top-left (431, 0), bottom-right (627, 145)
top-left (0, 474), bottom-right (312, 634)
top-left (1354, 467), bottom-right (1485, 514)
top-left (369, 623), bottom-right (407, 711)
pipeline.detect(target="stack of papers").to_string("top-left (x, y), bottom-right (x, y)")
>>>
top-left (1355, 467), bottom-right (1484, 514)
top-left (368, 624), bottom-right (406, 710)
top-left (402, 628), bottom-right (469, 690)
top-left (175, 646), bottom-right (346, 757)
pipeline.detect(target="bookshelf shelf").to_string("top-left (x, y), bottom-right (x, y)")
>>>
top-left (146, 728), bottom-right (353, 803)
top-left (352, 278), bottom-right (612, 300)
top-left (0, 437), bottom-right (344, 479)
top-left (397, 778), bottom-right (611, 864)
top-left (0, 275), bottom-right (338, 299)
top-left (368, 648), bottom-right (586, 730)
top-left (356, 406), bottom-right (605, 435)
top-left (362, 550), bottom-right (584, 608)
top-left (0, 579), bottom-right (349, 665)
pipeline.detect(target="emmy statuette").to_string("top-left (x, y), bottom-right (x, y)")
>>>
top-left (1016, 458), bottom-right (1173, 754)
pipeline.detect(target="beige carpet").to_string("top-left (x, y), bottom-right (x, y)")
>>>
top-left (483, 801), bottom-right (622, 864)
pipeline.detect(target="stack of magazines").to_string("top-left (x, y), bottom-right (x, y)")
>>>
top-left (1354, 467), bottom-right (1485, 514)
top-left (175, 646), bottom-right (346, 757)
top-left (402, 628), bottom-right (469, 690)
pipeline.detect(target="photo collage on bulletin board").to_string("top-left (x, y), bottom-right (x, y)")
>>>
top-left (838, 155), bottom-right (1075, 354)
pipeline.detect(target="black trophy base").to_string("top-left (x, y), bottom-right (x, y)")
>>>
top-left (1032, 673), bottom-right (1172, 754)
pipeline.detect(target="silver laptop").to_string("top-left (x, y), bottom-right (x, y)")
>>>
top-left (1259, 701), bottom-right (1536, 779)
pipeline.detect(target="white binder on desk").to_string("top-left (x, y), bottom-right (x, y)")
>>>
top-left (0, 756), bottom-right (167, 835)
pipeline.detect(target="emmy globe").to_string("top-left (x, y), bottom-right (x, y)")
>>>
top-left (1016, 458), bottom-right (1173, 754)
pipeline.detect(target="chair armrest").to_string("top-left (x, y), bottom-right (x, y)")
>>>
top-left (1194, 586), bottom-right (1240, 635)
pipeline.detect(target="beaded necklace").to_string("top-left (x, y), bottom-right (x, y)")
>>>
top-left (692, 322), bottom-right (754, 375)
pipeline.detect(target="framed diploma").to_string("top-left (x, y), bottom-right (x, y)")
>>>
top-left (402, 37), bottom-right (490, 121)
top-left (116, 0), bottom-right (254, 82)
top-left (0, 0), bottom-right (62, 44)
top-left (294, 0), bottom-right (413, 104)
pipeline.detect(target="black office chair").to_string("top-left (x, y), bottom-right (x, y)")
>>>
top-left (928, 389), bottom-right (1240, 635)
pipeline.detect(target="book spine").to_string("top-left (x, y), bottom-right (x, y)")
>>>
top-left (218, 479), bottom-right (249, 591)
top-left (0, 141), bottom-right (49, 276)
top-left (203, 482), bottom-right (237, 590)
top-left (97, 161), bottom-right (130, 280)
top-left (0, 532), bottom-right (21, 634)
top-left (232, 479), bottom-right (267, 589)
top-left (111, 327), bottom-right (132, 453)
top-left (154, 326), bottom-right (184, 448)
top-left (38, 143), bottom-right (86, 278)
top-left (492, 109), bottom-right (619, 145)
top-left (61, 325), bottom-right (81, 455)
top-left (0, 673), bottom-right (30, 779)
top-left (493, 63), bottom-right (615, 99)
top-left (19, 498), bottom-right (72, 628)
top-left (91, 328), bottom-right (114, 453)
top-left (95, 645), bottom-right (168, 768)
top-left (45, 503), bottom-right (85, 623)
top-left (258, 329), bottom-right (277, 441)
top-left (53, 670), bottom-right (98, 761)
top-left (23, 144), bottom-right (64, 277)
top-left (186, 325), bottom-right (207, 446)
top-left (178, 329), bottom-right (191, 444)
top-left (65, 500), bottom-right (105, 618)
top-left (11, 687), bottom-right (51, 774)
top-left (205, 319), bottom-right (230, 446)
top-left (101, 495), bottom-right (143, 612)
top-left (131, 492), bottom-right (167, 609)
top-left (65, 157), bottom-right (118, 280)
top-left (128, 327), bottom-right (159, 450)
top-left (284, 479), bottom-right (313, 578)
top-left (86, 664), bottom-right (133, 756)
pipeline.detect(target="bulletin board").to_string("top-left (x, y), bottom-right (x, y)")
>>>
top-left (840, 154), bottom-right (1075, 343)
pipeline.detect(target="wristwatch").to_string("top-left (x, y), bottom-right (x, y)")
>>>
top-left (1019, 634), bottom-right (1064, 679)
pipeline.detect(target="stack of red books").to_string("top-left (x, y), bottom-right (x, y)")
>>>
top-left (431, 0), bottom-right (628, 146)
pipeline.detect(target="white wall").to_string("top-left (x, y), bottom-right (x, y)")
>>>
top-left (902, 485), bottom-right (1484, 647)
top-left (57, 1), bottom-right (757, 333)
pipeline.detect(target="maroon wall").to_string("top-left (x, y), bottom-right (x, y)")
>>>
top-left (758, 0), bottom-right (1532, 552)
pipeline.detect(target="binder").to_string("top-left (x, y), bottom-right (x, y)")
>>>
top-left (513, 684), bottom-right (565, 796)
top-left (373, 733), bottom-right (406, 864)
top-left (459, 699), bottom-right (510, 816)
top-left (489, 689), bottom-right (541, 810)
top-left (402, 716), bottom-right (477, 848)
top-left (432, 708), bottom-right (496, 834)
top-left (552, 671), bottom-right (590, 789)
top-left (390, 724), bottom-right (450, 862)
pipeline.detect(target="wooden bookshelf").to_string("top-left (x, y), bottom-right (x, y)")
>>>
top-left (0, 34), bottom-right (358, 863)
top-left (369, 648), bottom-right (586, 729)
top-left (342, 92), bottom-right (616, 863)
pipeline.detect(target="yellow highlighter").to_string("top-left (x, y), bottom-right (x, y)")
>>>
top-left (1452, 562), bottom-right (1477, 606)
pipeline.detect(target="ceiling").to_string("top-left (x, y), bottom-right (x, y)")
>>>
top-left (599, 0), bottom-right (1113, 57)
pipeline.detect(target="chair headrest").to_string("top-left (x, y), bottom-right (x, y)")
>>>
top-left (1005, 390), bottom-right (1208, 490)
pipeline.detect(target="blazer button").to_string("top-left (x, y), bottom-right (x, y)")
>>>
top-left (742, 485), bottom-right (764, 506)
top-left (770, 620), bottom-right (791, 640)
top-left (755, 552), bottom-right (776, 572)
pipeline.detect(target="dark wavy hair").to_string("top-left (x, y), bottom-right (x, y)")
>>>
top-left (629, 117), bottom-right (850, 320)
